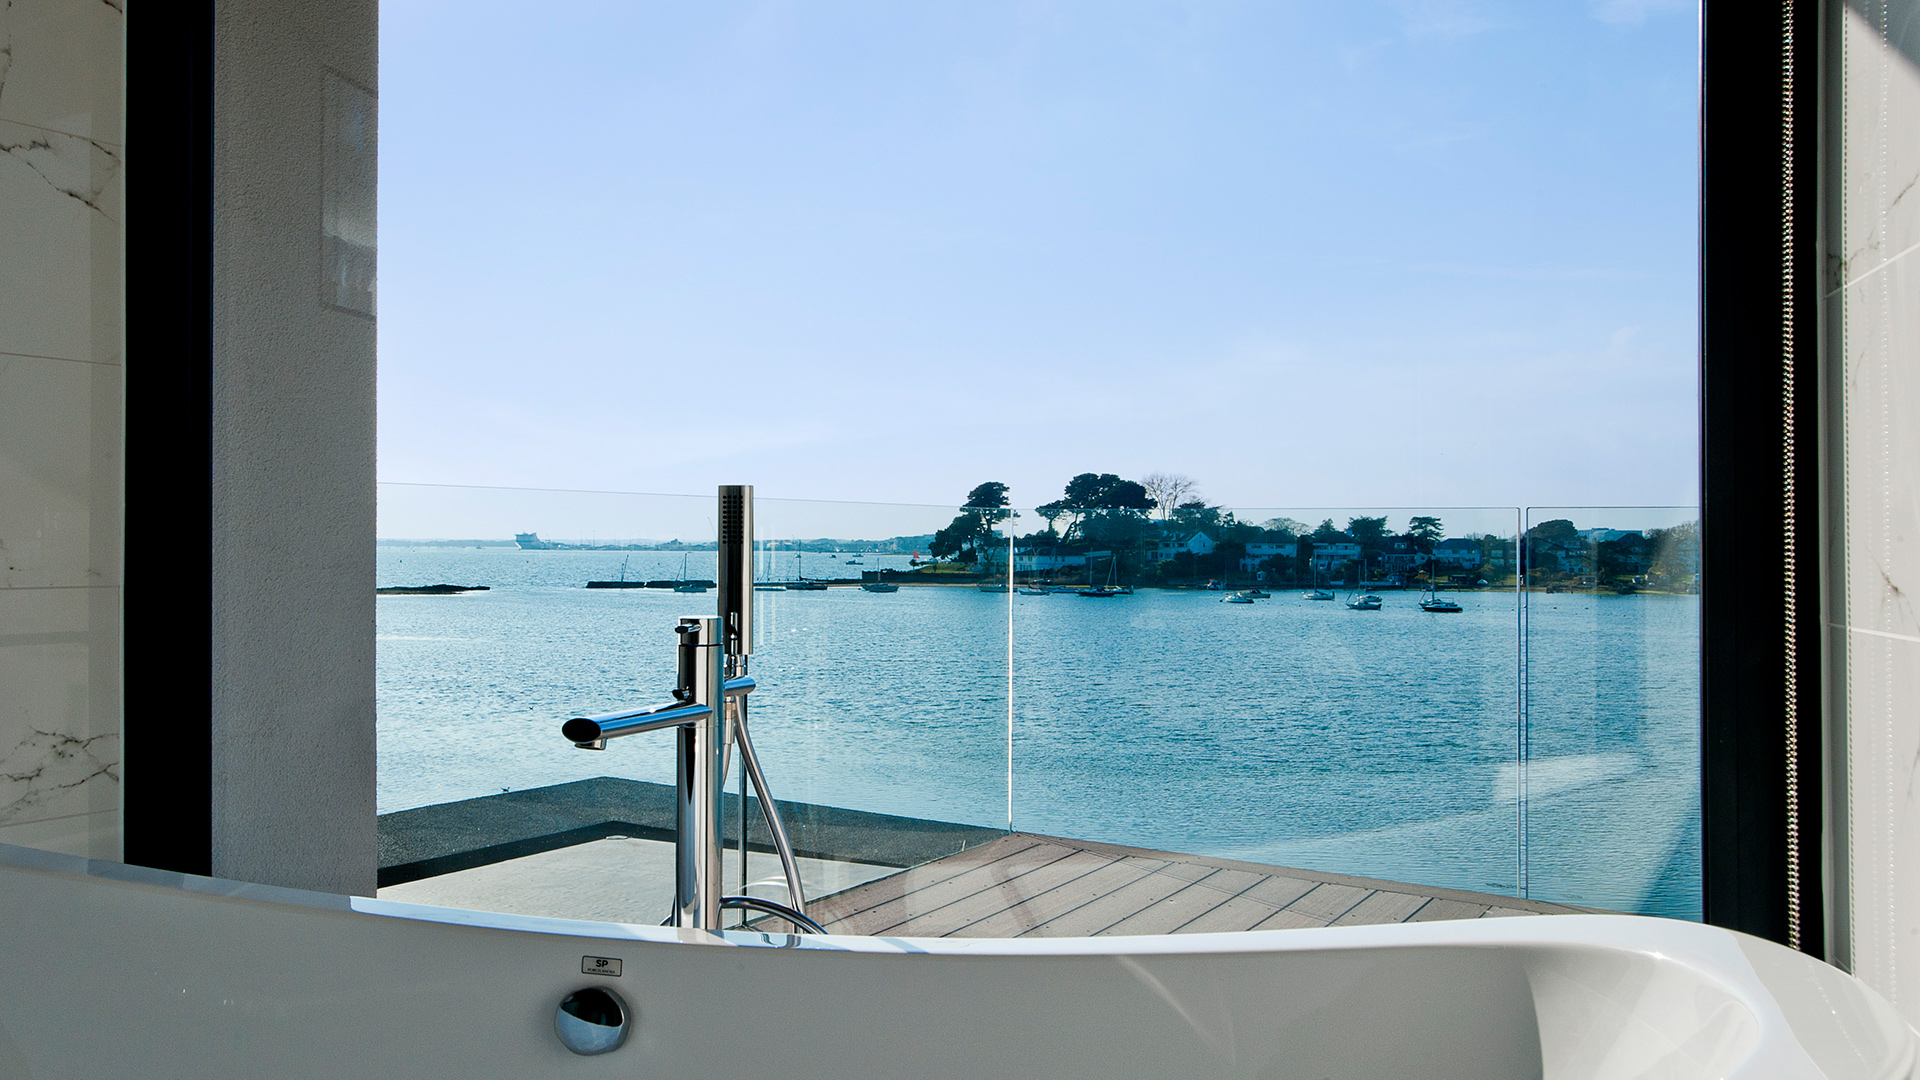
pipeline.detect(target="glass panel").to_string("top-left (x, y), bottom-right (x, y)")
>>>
top-left (740, 494), bottom-right (1012, 836)
top-left (1521, 507), bottom-right (1701, 918)
top-left (374, 483), bottom-right (1012, 927)
top-left (1008, 505), bottom-right (1525, 911)
top-left (376, 483), bottom-right (716, 811)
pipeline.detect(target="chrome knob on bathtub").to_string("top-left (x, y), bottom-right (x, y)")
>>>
top-left (555, 987), bottom-right (630, 1055)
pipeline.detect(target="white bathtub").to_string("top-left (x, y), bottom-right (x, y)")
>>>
top-left (0, 842), bottom-right (1910, 1079)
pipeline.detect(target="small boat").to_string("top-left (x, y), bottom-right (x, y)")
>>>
top-left (1016, 586), bottom-right (1049, 596)
top-left (1079, 556), bottom-right (1128, 598)
top-left (1345, 555), bottom-right (1383, 609)
top-left (673, 553), bottom-right (708, 592)
top-left (978, 582), bottom-right (1009, 593)
top-left (1303, 565), bottom-right (1335, 601)
top-left (1242, 588), bottom-right (1270, 599)
top-left (1420, 575), bottom-right (1462, 612)
top-left (786, 552), bottom-right (828, 590)
top-left (860, 581), bottom-right (899, 593)
top-left (846, 558), bottom-right (864, 565)
top-left (1222, 592), bottom-right (1256, 604)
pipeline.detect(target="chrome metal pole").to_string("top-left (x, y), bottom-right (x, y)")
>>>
top-left (735, 698), bottom-right (749, 922)
top-left (709, 483), bottom-right (812, 928)
top-left (673, 617), bottom-right (726, 930)
top-left (734, 709), bottom-right (808, 918)
top-left (718, 484), bottom-right (755, 919)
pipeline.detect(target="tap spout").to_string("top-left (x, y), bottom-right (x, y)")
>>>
top-left (563, 702), bottom-right (712, 749)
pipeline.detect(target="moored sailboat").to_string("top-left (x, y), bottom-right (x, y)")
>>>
top-left (1078, 554), bottom-right (1126, 597)
top-left (1419, 560), bottom-right (1462, 612)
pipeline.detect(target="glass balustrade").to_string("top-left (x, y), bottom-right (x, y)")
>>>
top-left (374, 484), bottom-right (1704, 926)
top-left (1006, 506), bottom-right (1526, 904)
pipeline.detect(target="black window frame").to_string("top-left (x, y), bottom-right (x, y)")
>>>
top-left (123, 2), bottom-right (1830, 955)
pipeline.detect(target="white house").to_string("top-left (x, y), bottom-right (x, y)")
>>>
top-left (1239, 542), bottom-right (1293, 572)
top-left (1311, 541), bottom-right (1361, 571)
top-left (1149, 531), bottom-right (1215, 563)
top-left (1432, 537), bottom-right (1483, 568)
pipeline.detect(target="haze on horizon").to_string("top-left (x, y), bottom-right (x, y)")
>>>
top-left (378, 0), bottom-right (1699, 524)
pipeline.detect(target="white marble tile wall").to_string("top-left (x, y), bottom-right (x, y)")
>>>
top-left (1831, 0), bottom-right (1920, 1025)
top-left (0, 0), bottom-right (125, 861)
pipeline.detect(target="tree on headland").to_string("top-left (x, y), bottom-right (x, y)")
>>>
top-left (1040, 472), bottom-right (1157, 542)
top-left (963, 482), bottom-right (1009, 510)
top-left (1141, 473), bottom-right (1199, 521)
top-left (1034, 504), bottom-right (1066, 536)
top-left (1035, 498), bottom-right (1072, 538)
top-left (1407, 516), bottom-right (1445, 545)
top-left (1346, 516), bottom-right (1389, 547)
top-left (1063, 472), bottom-right (1155, 512)
top-left (1081, 507), bottom-right (1157, 555)
top-left (1169, 499), bottom-right (1225, 535)
top-left (930, 481), bottom-right (1013, 565)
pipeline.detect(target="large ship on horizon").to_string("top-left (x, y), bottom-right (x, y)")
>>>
top-left (514, 532), bottom-right (567, 550)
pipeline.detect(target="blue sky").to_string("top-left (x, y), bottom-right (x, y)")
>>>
top-left (377, 0), bottom-right (1699, 520)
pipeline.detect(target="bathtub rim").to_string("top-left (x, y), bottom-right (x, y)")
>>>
top-left (0, 835), bottom-right (1858, 965)
top-left (8, 838), bottom-right (1916, 1078)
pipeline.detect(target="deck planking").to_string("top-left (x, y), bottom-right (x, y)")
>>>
top-left (824, 837), bottom-right (1075, 936)
top-left (1014, 861), bottom-right (1201, 937)
top-left (806, 833), bottom-right (1587, 939)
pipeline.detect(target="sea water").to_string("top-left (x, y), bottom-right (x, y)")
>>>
top-left (377, 546), bottom-right (1701, 918)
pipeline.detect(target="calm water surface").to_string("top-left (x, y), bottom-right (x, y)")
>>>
top-left (377, 547), bottom-right (1700, 918)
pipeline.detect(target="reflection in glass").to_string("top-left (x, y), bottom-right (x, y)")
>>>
top-left (1521, 508), bottom-right (1701, 919)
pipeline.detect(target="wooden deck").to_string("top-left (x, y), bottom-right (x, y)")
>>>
top-left (803, 833), bottom-right (1584, 938)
